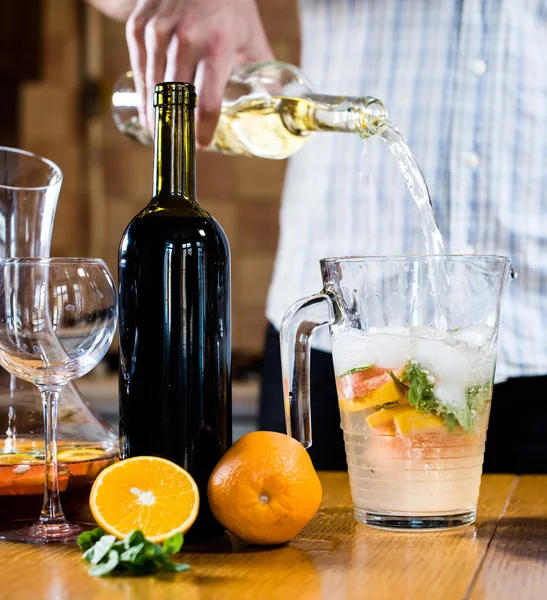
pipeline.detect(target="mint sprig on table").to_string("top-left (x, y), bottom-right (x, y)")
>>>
top-left (78, 528), bottom-right (190, 576)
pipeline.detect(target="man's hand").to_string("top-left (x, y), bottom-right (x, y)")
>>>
top-left (125, 0), bottom-right (274, 147)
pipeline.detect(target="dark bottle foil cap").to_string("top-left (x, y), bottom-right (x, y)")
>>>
top-left (154, 82), bottom-right (197, 107)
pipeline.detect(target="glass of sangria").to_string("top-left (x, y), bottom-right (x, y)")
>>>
top-left (0, 147), bottom-right (118, 528)
top-left (0, 258), bottom-right (117, 542)
top-left (281, 255), bottom-right (510, 530)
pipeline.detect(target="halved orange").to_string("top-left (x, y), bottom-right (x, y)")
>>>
top-left (89, 456), bottom-right (199, 542)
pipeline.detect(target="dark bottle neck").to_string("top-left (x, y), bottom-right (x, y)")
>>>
top-left (153, 104), bottom-right (196, 199)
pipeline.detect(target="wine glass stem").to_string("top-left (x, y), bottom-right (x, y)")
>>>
top-left (39, 387), bottom-right (67, 524)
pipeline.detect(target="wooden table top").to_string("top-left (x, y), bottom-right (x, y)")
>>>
top-left (1, 473), bottom-right (545, 600)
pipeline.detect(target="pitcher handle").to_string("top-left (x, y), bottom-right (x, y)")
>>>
top-left (280, 292), bottom-right (335, 448)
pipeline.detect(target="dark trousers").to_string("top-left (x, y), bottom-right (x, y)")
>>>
top-left (259, 323), bottom-right (547, 474)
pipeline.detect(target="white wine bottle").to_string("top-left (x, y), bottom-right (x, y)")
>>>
top-left (112, 61), bottom-right (387, 160)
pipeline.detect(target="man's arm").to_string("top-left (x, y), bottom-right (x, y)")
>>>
top-left (86, 0), bottom-right (136, 22)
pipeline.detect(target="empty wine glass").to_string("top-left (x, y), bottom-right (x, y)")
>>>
top-left (0, 258), bottom-right (117, 543)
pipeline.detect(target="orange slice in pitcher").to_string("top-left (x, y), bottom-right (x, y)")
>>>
top-left (366, 405), bottom-right (412, 428)
top-left (336, 366), bottom-right (389, 398)
top-left (338, 378), bottom-right (407, 412)
top-left (393, 409), bottom-right (448, 435)
top-left (89, 456), bottom-right (199, 542)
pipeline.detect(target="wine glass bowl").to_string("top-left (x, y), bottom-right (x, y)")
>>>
top-left (0, 259), bottom-right (117, 388)
top-left (0, 258), bottom-right (117, 543)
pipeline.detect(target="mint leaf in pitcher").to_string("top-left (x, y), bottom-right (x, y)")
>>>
top-left (401, 360), bottom-right (493, 433)
top-left (449, 383), bottom-right (493, 433)
top-left (402, 360), bottom-right (440, 413)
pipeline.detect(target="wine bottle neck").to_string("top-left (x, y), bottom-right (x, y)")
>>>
top-left (291, 94), bottom-right (388, 138)
top-left (153, 105), bottom-right (196, 199)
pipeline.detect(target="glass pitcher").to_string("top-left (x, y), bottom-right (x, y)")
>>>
top-left (281, 255), bottom-right (510, 530)
top-left (0, 147), bottom-right (117, 524)
top-left (111, 62), bottom-right (387, 159)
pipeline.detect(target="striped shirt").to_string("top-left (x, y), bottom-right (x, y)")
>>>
top-left (266, 0), bottom-right (547, 382)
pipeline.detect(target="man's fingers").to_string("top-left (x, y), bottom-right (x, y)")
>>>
top-left (144, 16), bottom-right (173, 131)
top-left (125, 0), bottom-right (275, 145)
top-left (244, 32), bottom-right (275, 63)
top-left (194, 35), bottom-right (234, 148)
top-left (239, 3), bottom-right (275, 63)
top-left (164, 28), bottom-right (201, 84)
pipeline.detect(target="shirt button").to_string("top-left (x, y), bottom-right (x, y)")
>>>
top-left (463, 152), bottom-right (480, 168)
top-left (470, 59), bottom-right (487, 76)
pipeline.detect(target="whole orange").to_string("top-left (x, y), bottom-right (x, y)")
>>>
top-left (207, 431), bottom-right (322, 545)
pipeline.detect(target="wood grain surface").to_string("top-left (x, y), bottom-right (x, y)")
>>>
top-left (0, 473), bottom-right (543, 600)
top-left (469, 476), bottom-right (547, 600)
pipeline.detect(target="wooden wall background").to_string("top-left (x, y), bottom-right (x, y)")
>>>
top-left (19, 0), bottom-right (300, 356)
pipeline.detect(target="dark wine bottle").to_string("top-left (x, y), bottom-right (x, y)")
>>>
top-left (118, 82), bottom-right (231, 535)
